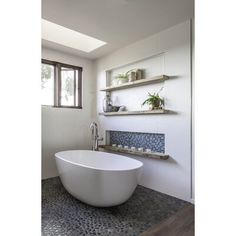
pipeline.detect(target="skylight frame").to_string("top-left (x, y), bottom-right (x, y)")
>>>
top-left (42, 19), bottom-right (107, 53)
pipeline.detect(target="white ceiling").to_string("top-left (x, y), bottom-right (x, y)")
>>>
top-left (42, 0), bottom-right (194, 59)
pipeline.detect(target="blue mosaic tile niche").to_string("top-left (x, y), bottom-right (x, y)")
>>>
top-left (109, 131), bottom-right (165, 153)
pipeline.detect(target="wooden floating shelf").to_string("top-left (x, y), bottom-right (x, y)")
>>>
top-left (99, 109), bottom-right (169, 116)
top-left (99, 145), bottom-right (169, 160)
top-left (100, 75), bottom-right (169, 92)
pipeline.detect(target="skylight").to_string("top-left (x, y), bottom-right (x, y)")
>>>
top-left (42, 19), bottom-right (107, 53)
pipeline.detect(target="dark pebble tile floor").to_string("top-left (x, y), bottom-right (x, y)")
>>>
top-left (42, 177), bottom-right (190, 236)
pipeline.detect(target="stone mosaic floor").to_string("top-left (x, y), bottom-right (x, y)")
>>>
top-left (42, 177), bottom-right (190, 236)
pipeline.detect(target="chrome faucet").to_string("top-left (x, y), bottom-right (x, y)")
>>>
top-left (90, 122), bottom-right (103, 151)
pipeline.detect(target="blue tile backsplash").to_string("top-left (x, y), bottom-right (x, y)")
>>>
top-left (108, 131), bottom-right (165, 153)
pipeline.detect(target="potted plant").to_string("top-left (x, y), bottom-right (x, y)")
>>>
top-left (115, 73), bottom-right (129, 84)
top-left (142, 89), bottom-right (164, 110)
top-left (114, 69), bottom-right (141, 85)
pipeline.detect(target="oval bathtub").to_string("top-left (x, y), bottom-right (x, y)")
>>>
top-left (55, 150), bottom-right (143, 207)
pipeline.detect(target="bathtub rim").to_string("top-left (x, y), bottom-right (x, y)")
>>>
top-left (55, 150), bottom-right (143, 172)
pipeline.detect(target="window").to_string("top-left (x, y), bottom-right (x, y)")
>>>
top-left (41, 62), bottom-right (54, 106)
top-left (41, 59), bottom-right (82, 108)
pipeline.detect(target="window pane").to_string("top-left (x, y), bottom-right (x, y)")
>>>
top-left (60, 67), bottom-right (75, 106)
top-left (41, 63), bottom-right (54, 105)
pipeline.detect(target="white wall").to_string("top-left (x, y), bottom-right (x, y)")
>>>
top-left (41, 48), bottom-right (96, 179)
top-left (191, 19), bottom-right (195, 202)
top-left (95, 21), bottom-right (192, 202)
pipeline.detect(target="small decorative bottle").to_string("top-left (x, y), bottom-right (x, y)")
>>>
top-left (103, 94), bottom-right (113, 112)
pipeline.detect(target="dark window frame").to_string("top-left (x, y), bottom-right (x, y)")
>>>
top-left (41, 59), bottom-right (83, 109)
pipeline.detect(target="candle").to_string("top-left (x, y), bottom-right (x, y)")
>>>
top-left (131, 146), bottom-right (136, 151)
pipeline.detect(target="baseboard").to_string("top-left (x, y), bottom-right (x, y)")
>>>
top-left (189, 198), bottom-right (195, 204)
top-left (42, 174), bottom-right (59, 180)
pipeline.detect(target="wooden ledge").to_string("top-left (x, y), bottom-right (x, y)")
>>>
top-left (98, 145), bottom-right (169, 160)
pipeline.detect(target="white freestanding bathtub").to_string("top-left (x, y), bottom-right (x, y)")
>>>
top-left (55, 150), bottom-right (143, 207)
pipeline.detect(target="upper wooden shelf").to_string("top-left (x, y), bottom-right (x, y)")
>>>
top-left (100, 75), bottom-right (169, 92)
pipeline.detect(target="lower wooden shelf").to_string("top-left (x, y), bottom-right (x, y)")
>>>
top-left (99, 109), bottom-right (169, 116)
top-left (98, 145), bottom-right (169, 160)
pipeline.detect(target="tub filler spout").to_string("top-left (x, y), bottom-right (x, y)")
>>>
top-left (90, 122), bottom-right (103, 151)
